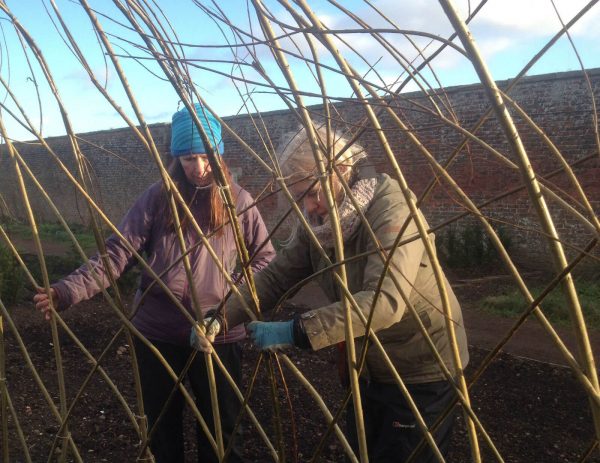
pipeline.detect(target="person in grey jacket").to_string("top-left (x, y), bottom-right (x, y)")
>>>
top-left (34, 103), bottom-right (275, 463)
top-left (196, 125), bottom-right (469, 462)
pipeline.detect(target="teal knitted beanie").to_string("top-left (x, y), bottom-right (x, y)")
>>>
top-left (170, 103), bottom-right (224, 156)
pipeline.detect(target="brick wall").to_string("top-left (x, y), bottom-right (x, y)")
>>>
top-left (0, 124), bottom-right (171, 225)
top-left (1, 69), bottom-right (598, 268)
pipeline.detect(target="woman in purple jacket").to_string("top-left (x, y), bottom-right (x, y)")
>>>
top-left (34, 104), bottom-right (275, 462)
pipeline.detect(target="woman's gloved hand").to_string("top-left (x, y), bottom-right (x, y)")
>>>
top-left (247, 320), bottom-right (294, 350)
top-left (189, 317), bottom-right (222, 354)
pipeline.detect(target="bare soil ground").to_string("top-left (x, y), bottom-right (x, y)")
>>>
top-left (1, 274), bottom-right (599, 462)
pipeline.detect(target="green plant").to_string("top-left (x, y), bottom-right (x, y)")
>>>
top-left (113, 265), bottom-right (141, 296)
top-left (22, 250), bottom-right (82, 286)
top-left (480, 280), bottom-right (600, 329)
top-left (0, 242), bottom-right (25, 305)
top-left (437, 223), bottom-right (510, 269)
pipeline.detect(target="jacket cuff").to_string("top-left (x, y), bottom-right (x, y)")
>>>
top-left (292, 315), bottom-right (311, 349)
top-left (51, 282), bottom-right (71, 311)
top-left (300, 310), bottom-right (334, 350)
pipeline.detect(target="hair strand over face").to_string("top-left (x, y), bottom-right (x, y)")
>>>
top-left (278, 124), bottom-right (367, 183)
top-left (163, 158), bottom-right (234, 237)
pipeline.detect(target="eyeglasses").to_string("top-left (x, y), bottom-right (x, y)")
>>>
top-left (292, 185), bottom-right (320, 203)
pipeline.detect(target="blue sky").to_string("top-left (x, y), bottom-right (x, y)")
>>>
top-left (0, 0), bottom-right (598, 141)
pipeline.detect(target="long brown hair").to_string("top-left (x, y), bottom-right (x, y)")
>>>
top-left (163, 157), bottom-right (233, 236)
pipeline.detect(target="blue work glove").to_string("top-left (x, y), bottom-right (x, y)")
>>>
top-left (247, 320), bottom-right (295, 351)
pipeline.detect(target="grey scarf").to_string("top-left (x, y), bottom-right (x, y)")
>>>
top-left (310, 177), bottom-right (378, 248)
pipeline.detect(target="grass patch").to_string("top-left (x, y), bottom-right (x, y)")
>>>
top-left (37, 222), bottom-right (98, 250)
top-left (2, 219), bottom-right (97, 252)
top-left (480, 280), bottom-right (600, 329)
top-left (1, 219), bottom-right (139, 303)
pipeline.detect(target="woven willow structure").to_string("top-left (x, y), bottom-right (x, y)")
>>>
top-left (0, 1), bottom-right (598, 462)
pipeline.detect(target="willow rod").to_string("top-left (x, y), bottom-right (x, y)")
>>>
top-left (0, 187), bottom-right (144, 438)
top-left (0, 120), bottom-right (73, 463)
top-left (0, 302), bottom-right (82, 461)
top-left (0, 310), bottom-right (32, 463)
top-left (288, 1), bottom-right (478, 459)
top-left (439, 0), bottom-right (600, 443)
top-left (0, 311), bottom-right (9, 462)
top-left (280, 354), bottom-right (358, 463)
top-left (253, 1), bottom-right (369, 459)
top-left (313, 25), bottom-right (600, 407)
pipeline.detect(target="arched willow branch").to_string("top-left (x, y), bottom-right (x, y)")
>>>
top-left (0, 1), bottom-right (598, 462)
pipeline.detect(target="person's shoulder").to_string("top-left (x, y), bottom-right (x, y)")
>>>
top-left (364, 173), bottom-right (413, 218)
top-left (232, 182), bottom-right (248, 196)
top-left (233, 184), bottom-right (255, 207)
top-left (138, 181), bottom-right (164, 204)
top-left (358, 173), bottom-right (396, 202)
top-left (126, 182), bottom-right (165, 218)
top-left (146, 181), bottom-right (164, 194)
top-left (373, 173), bottom-right (413, 199)
top-left (357, 172), bottom-right (394, 188)
top-left (374, 173), bottom-right (399, 193)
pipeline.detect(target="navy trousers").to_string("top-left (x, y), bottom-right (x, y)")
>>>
top-left (346, 379), bottom-right (456, 462)
top-left (134, 338), bottom-right (244, 463)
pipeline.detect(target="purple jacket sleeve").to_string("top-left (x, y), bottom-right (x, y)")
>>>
top-left (52, 185), bottom-right (158, 310)
top-left (238, 189), bottom-right (275, 276)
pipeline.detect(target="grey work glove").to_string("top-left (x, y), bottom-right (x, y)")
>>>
top-left (189, 317), bottom-right (222, 354)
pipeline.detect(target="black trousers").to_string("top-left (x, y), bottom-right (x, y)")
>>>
top-left (347, 379), bottom-right (456, 463)
top-left (134, 338), bottom-right (244, 463)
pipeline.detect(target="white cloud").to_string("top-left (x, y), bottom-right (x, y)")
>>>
top-left (62, 67), bottom-right (113, 91)
top-left (4, 0), bottom-right (598, 139)
top-left (463, 0), bottom-right (600, 37)
top-left (477, 36), bottom-right (514, 57)
top-left (144, 110), bottom-right (171, 123)
top-left (252, 0), bottom-right (597, 96)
